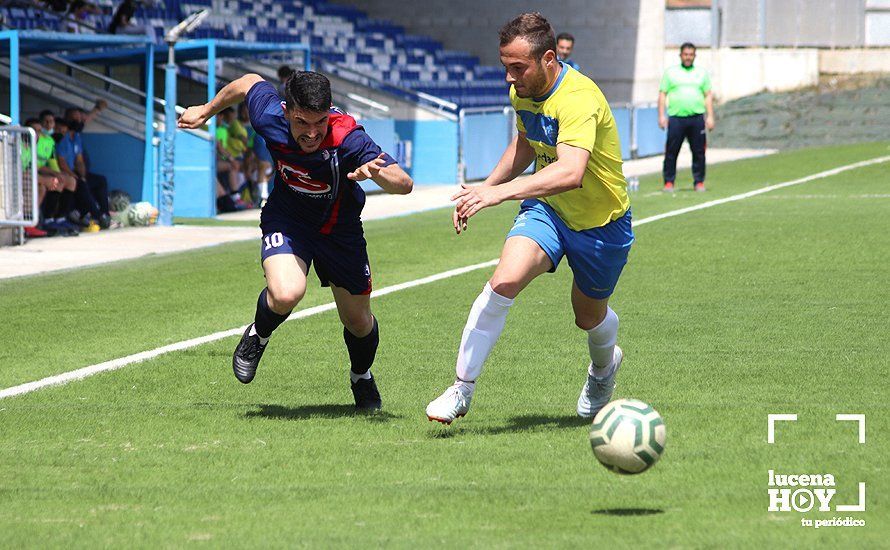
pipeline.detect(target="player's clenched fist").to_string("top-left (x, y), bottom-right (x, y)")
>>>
top-left (178, 105), bottom-right (211, 129)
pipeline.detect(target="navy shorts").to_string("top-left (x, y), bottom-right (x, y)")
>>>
top-left (506, 199), bottom-right (634, 299)
top-left (260, 210), bottom-right (372, 296)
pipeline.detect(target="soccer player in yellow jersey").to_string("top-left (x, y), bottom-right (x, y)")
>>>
top-left (427, 12), bottom-right (633, 424)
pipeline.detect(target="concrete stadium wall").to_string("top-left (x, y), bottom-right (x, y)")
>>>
top-left (663, 48), bottom-right (819, 102)
top-left (331, 0), bottom-right (666, 104)
top-left (820, 48), bottom-right (890, 74)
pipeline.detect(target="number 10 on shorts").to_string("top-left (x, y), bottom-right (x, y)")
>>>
top-left (264, 232), bottom-right (284, 251)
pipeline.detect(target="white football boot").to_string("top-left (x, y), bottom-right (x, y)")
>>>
top-left (426, 382), bottom-right (473, 425)
top-left (577, 346), bottom-right (623, 418)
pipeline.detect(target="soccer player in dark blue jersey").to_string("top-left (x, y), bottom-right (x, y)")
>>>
top-left (179, 72), bottom-right (413, 410)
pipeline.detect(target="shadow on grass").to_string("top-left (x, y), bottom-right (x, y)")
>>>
top-left (245, 403), bottom-right (398, 421)
top-left (426, 414), bottom-right (589, 438)
top-left (592, 508), bottom-right (664, 517)
top-left (478, 414), bottom-right (590, 435)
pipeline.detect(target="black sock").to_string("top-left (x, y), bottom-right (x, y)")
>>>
top-left (343, 317), bottom-right (379, 376)
top-left (60, 189), bottom-right (75, 218)
top-left (253, 287), bottom-right (290, 338)
top-left (42, 192), bottom-right (60, 220)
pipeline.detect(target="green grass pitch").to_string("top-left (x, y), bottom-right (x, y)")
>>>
top-left (1, 142), bottom-right (888, 547)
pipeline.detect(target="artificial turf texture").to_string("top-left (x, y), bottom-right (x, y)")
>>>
top-left (1, 142), bottom-right (888, 547)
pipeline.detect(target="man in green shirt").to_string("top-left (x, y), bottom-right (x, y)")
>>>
top-left (658, 42), bottom-right (715, 192)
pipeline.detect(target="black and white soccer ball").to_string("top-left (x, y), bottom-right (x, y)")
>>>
top-left (589, 399), bottom-right (666, 475)
top-left (126, 201), bottom-right (159, 226)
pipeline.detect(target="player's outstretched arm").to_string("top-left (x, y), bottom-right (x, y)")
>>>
top-left (482, 133), bottom-right (536, 187)
top-left (453, 142), bottom-right (588, 222)
top-left (450, 132), bottom-right (535, 234)
top-left (178, 74), bottom-right (265, 129)
top-left (346, 153), bottom-right (413, 195)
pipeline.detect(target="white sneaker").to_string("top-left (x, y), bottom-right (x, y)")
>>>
top-left (577, 346), bottom-right (623, 418)
top-left (426, 382), bottom-right (473, 425)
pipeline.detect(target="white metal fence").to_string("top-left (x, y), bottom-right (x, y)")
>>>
top-left (0, 126), bottom-right (39, 245)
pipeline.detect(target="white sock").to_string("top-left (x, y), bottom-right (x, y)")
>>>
top-left (350, 370), bottom-right (372, 383)
top-left (587, 307), bottom-right (619, 377)
top-left (259, 182), bottom-right (269, 199)
top-left (248, 324), bottom-right (269, 345)
top-left (455, 282), bottom-right (514, 383)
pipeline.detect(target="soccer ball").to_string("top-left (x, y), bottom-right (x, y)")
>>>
top-left (588, 399), bottom-right (666, 475)
top-left (126, 202), bottom-right (159, 226)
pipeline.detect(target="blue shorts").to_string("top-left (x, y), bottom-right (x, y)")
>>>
top-left (260, 209), bottom-right (372, 295)
top-left (506, 199), bottom-right (634, 299)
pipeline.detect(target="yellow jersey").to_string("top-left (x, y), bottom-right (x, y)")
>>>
top-left (511, 63), bottom-right (629, 231)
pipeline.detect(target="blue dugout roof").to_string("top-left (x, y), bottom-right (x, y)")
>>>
top-left (64, 38), bottom-right (310, 66)
top-left (0, 29), bottom-right (150, 57)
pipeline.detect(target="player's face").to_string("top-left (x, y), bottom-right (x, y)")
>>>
top-left (556, 39), bottom-right (573, 59)
top-left (287, 108), bottom-right (329, 153)
top-left (500, 38), bottom-right (555, 98)
top-left (680, 47), bottom-right (696, 67)
top-left (40, 115), bottom-right (54, 133)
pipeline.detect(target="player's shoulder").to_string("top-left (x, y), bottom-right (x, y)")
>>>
top-left (555, 71), bottom-right (604, 108)
top-left (247, 79), bottom-right (278, 97)
top-left (562, 68), bottom-right (597, 93)
top-left (328, 110), bottom-right (367, 150)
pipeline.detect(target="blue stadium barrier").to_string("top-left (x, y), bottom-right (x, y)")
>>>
top-left (612, 107), bottom-right (632, 160)
top-left (357, 118), bottom-right (397, 193)
top-left (634, 107), bottom-right (667, 158)
top-left (171, 131), bottom-right (215, 218)
top-left (460, 108), bottom-right (511, 181)
top-left (395, 120), bottom-right (458, 184)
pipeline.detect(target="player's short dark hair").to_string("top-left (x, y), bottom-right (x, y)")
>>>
top-left (499, 12), bottom-right (556, 60)
top-left (283, 71), bottom-right (332, 113)
top-left (38, 110), bottom-right (55, 120)
top-left (680, 42), bottom-right (696, 52)
top-left (24, 117), bottom-right (39, 126)
top-left (277, 65), bottom-right (294, 79)
top-left (556, 32), bottom-right (575, 43)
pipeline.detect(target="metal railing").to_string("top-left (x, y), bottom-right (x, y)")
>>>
top-left (456, 102), bottom-right (667, 182)
top-left (0, 126), bottom-right (38, 245)
top-left (43, 54), bottom-right (187, 118)
top-left (314, 58), bottom-right (459, 120)
top-left (457, 105), bottom-right (513, 183)
top-left (0, 57), bottom-right (145, 138)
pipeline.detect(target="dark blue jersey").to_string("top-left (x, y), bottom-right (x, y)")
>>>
top-left (246, 80), bottom-right (395, 233)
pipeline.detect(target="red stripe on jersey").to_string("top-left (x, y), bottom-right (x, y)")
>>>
top-left (319, 193), bottom-right (342, 235)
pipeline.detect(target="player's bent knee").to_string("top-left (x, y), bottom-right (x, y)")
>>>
top-left (341, 310), bottom-right (373, 336)
top-left (574, 310), bottom-right (607, 331)
top-left (268, 284), bottom-right (305, 311)
top-left (488, 278), bottom-right (522, 300)
top-left (574, 316), bottom-right (598, 331)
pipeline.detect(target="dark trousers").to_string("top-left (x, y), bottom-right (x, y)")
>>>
top-left (74, 173), bottom-right (110, 217)
top-left (663, 114), bottom-right (706, 184)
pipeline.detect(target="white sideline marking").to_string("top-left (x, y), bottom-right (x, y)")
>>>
top-left (2, 155), bottom-right (889, 400)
